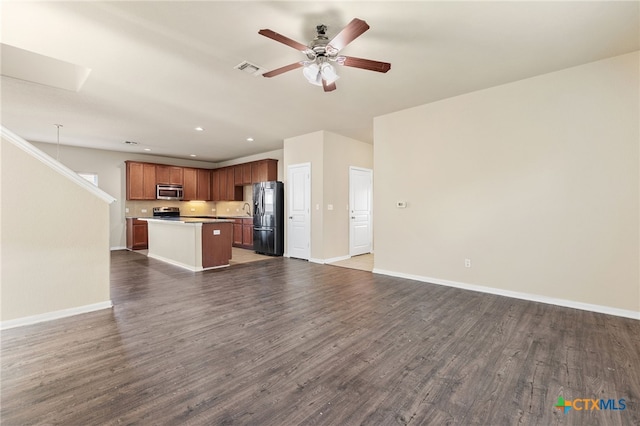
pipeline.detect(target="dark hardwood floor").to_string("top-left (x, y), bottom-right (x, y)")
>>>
top-left (2, 250), bottom-right (639, 425)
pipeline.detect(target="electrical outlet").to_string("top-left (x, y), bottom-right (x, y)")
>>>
top-left (141, 209), bottom-right (147, 213)
top-left (190, 208), bottom-right (196, 212)
top-left (125, 208), bottom-right (129, 213)
top-left (212, 208), bottom-right (216, 211)
top-left (465, 259), bottom-right (471, 268)
top-left (327, 204), bottom-right (333, 211)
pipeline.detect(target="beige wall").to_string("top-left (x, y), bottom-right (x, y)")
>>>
top-left (374, 51), bottom-right (639, 315)
top-left (284, 131), bottom-right (324, 259)
top-left (283, 130), bottom-right (373, 261)
top-left (323, 132), bottom-right (374, 259)
top-left (1, 137), bottom-right (111, 322)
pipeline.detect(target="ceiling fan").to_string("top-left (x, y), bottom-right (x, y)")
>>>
top-left (258, 18), bottom-right (391, 92)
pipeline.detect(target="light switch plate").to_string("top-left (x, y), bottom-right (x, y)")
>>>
top-left (327, 204), bottom-right (333, 210)
top-left (396, 201), bottom-right (407, 208)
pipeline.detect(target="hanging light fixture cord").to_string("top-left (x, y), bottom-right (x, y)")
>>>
top-left (54, 124), bottom-right (63, 161)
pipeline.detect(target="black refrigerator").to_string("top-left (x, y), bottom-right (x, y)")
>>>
top-left (253, 181), bottom-right (284, 256)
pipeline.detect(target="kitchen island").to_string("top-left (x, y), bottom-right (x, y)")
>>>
top-left (141, 218), bottom-right (234, 271)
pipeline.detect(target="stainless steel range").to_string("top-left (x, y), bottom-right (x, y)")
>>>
top-left (153, 207), bottom-right (180, 218)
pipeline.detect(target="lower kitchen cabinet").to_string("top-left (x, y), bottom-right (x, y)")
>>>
top-left (232, 218), bottom-right (254, 249)
top-left (126, 218), bottom-right (148, 250)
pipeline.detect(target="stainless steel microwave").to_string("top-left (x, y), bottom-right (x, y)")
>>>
top-left (156, 184), bottom-right (183, 200)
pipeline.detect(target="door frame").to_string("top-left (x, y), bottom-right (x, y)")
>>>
top-left (286, 162), bottom-right (311, 260)
top-left (349, 166), bottom-right (373, 256)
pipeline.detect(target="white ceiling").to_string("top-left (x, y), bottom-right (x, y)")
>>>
top-left (1, 1), bottom-right (638, 163)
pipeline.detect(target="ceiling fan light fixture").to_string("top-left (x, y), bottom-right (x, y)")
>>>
top-left (320, 63), bottom-right (339, 84)
top-left (302, 63), bottom-right (322, 86)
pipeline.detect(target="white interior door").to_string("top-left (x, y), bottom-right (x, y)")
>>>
top-left (287, 163), bottom-right (310, 260)
top-left (349, 167), bottom-right (373, 256)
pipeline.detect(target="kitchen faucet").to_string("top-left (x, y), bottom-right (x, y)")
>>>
top-left (242, 202), bottom-right (252, 216)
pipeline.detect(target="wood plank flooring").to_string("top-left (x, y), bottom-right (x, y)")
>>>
top-left (2, 250), bottom-right (639, 425)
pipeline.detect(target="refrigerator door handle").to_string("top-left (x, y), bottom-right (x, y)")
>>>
top-left (254, 227), bottom-right (274, 232)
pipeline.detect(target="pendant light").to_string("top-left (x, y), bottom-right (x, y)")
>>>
top-left (54, 124), bottom-right (63, 161)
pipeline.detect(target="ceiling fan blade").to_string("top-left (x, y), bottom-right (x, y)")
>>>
top-left (322, 80), bottom-right (337, 92)
top-left (327, 18), bottom-right (370, 52)
top-left (340, 56), bottom-right (391, 73)
top-left (258, 29), bottom-right (309, 52)
top-left (262, 62), bottom-right (304, 78)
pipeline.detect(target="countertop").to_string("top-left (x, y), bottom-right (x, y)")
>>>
top-left (127, 215), bottom-right (252, 220)
top-left (141, 217), bottom-right (235, 224)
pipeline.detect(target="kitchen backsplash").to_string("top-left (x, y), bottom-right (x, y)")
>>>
top-left (125, 187), bottom-right (254, 218)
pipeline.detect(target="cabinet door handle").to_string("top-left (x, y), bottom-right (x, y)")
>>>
top-left (351, 216), bottom-right (356, 219)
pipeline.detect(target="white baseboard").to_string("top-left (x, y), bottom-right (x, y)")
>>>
top-left (372, 269), bottom-right (640, 321)
top-left (309, 255), bottom-right (352, 265)
top-left (147, 253), bottom-right (201, 271)
top-left (110, 246), bottom-right (127, 251)
top-left (1, 301), bottom-right (113, 330)
top-left (325, 255), bottom-right (351, 264)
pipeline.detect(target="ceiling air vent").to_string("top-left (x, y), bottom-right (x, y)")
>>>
top-left (234, 61), bottom-right (263, 76)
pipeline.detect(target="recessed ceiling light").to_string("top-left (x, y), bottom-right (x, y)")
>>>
top-left (143, 148), bottom-right (151, 151)
top-left (195, 127), bottom-right (204, 131)
top-left (189, 154), bottom-right (197, 157)
top-left (246, 137), bottom-right (254, 142)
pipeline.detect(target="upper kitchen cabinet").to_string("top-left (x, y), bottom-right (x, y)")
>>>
top-left (197, 169), bottom-right (211, 201)
top-left (251, 159), bottom-right (277, 183)
top-left (212, 167), bottom-right (242, 201)
top-left (183, 168), bottom-right (197, 200)
top-left (211, 169), bottom-right (221, 201)
top-left (226, 168), bottom-right (243, 201)
top-left (183, 168), bottom-right (211, 201)
top-left (156, 165), bottom-right (184, 185)
top-left (126, 161), bottom-right (157, 200)
top-left (234, 163), bottom-right (252, 186)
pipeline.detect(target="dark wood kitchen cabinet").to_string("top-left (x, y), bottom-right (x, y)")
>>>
top-left (183, 168), bottom-right (211, 201)
top-left (251, 159), bottom-right (277, 183)
top-left (242, 219), bottom-right (254, 249)
top-left (232, 218), bottom-right (254, 249)
top-left (126, 161), bottom-right (156, 200)
top-left (156, 165), bottom-right (183, 185)
top-left (211, 169), bottom-right (221, 201)
top-left (197, 169), bottom-right (211, 201)
top-left (234, 163), bottom-right (252, 186)
top-left (212, 167), bottom-right (242, 201)
top-left (126, 218), bottom-right (148, 250)
top-left (232, 219), bottom-right (243, 246)
top-left (226, 167), bottom-right (243, 201)
top-left (183, 168), bottom-right (197, 200)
